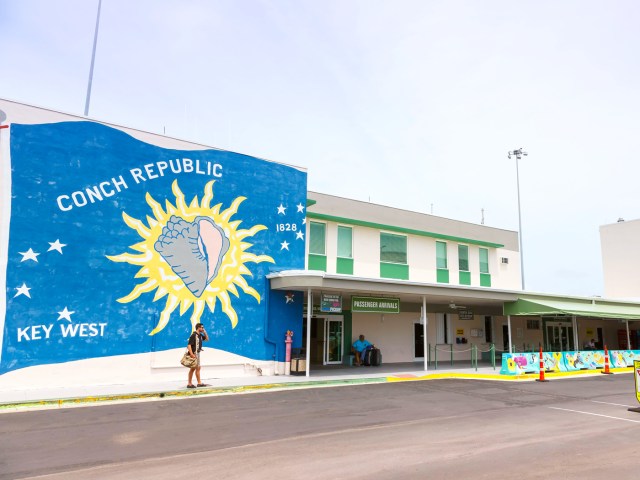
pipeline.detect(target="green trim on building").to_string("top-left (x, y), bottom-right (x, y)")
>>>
top-left (308, 254), bottom-right (327, 272)
top-left (459, 271), bottom-right (471, 285)
top-left (306, 212), bottom-right (504, 248)
top-left (337, 257), bottom-right (354, 275)
top-left (343, 310), bottom-right (353, 365)
top-left (437, 268), bottom-right (450, 284)
top-left (380, 262), bottom-right (409, 280)
top-left (480, 273), bottom-right (492, 287)
top-left (306, 199), bottom-right (317, 207)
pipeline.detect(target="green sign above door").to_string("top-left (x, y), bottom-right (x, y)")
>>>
top-left (351, 296), bottom-right (400, 313)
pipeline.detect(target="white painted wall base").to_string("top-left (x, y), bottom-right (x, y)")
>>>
top-left (0, 348), bottom-right (281, 400)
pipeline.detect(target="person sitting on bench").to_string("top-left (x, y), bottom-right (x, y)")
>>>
top-left (353, 334), bottom-right (372, 366)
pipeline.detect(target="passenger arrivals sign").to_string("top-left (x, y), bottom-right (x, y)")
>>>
top-left (351, 296), bottom-right (400, 313)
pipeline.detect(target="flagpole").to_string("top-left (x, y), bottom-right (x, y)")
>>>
top-left (84, 0), bottom-right (102, 116)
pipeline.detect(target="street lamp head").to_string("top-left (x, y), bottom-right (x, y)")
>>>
top-left (508, 148), bottom-right (528, 160)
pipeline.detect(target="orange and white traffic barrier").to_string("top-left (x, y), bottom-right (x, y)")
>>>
top-left (601, 345), bottom-right (613, 375)
top-left (536, 346), bottom-right (548, 382)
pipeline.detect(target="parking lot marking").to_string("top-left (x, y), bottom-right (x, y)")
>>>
top-left (548, 406), bottom-right (640, 424)
top-left (590, 400), bottom-right (635, 408)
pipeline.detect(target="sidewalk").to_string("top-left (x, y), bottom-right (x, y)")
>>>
top-left (1, 363), bottom-right (630, 412)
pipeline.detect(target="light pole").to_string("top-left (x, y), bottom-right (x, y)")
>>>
top-left (508, 148), bottom-right (528, 290)
top-left (84, 0), bottom-right (102, 117)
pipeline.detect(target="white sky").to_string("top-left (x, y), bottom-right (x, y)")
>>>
top-left (2, 0), bottom-right (639, 297)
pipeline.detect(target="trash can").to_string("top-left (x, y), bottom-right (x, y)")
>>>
top-left (290, 348), bottom-right (306, 376)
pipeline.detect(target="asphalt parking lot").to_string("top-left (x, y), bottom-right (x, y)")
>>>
top-left (1, 373), bottom-right (638, 480)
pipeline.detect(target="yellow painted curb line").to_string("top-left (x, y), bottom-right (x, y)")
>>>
top-left (386, 367), bottom-right (634, 383)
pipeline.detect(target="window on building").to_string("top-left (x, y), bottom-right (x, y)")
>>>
top-left (527, 319), bottom-right (541, 330)
top-left (337, 226), bottom-right (352, 258)
top-left (458, 245), bottom-right (469, 271)
top-left (479, 248), bottom-right (489, 274)
top-left (436, 241), bottom-right (447, 269)
top-left (309, 222), bottom-right (326, 255)
top-left (380, 232), bottom-right (407, 264)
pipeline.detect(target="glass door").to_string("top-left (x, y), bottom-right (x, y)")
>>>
top-left (545, 322), bottom-right (574, 351)
top-left (324, 317), bottom-right (343, 365)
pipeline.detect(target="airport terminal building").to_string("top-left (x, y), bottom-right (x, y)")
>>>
top-left (1, 98), bottom-right (639, 395)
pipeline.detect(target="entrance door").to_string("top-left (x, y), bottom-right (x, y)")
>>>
top-left (414, 323), bottom-right (424, 359)
top-left (324, 318), bottom-right (343, 365)
top-left (545, 322), bottom-right (574, 351)
top-left (596, 327), bottom-right (604, 350)
top-left (502, 325), bottom-right (509, 351)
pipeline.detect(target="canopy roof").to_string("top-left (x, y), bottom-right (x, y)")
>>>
top-left (504, 296), bottom-right (640, 320)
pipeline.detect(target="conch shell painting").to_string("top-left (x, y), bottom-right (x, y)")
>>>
top-left (154, 215), bottom-right (230, 297)
top-left (108, 180), bottom-right (274, 333)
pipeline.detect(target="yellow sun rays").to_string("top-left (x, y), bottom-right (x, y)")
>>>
top-left (107, 180), bottom-right (274, 335)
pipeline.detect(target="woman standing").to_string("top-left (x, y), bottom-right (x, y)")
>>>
top-left (187, 323), bottom-right (209, 388)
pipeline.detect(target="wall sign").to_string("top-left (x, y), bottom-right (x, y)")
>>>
top-left (458, 310), bottom-right (474, 320)
top-left (351, 296), bottom-right (400, 313)
top-left (321, 293), bottom-right (342, 313)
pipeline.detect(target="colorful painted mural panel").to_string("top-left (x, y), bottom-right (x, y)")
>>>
top-left (500, 350), bottom-right (640, 375)
top-left (1, 121), bottom-right (307, 374)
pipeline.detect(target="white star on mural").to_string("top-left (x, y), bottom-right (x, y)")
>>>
top-left (19, 248), bottom-right (40, 262)
top-left (296, 231), bottom-right (304, 240)
top-left (277, 204), bottom-right (286, 215)
top-left (285, 293), bottom-right (294, 303)
top-left (280, 240), bottom-right (290, 250)
top-left (302, 218), bottom-right (306, 225)
top-left (14, 283), bottom-right (31, 298)
top-left (47, 239), bottom-right (67, 254)
top-left (57, 307), bottom-right (75, 322)
top-left (297, 203), bottom-right (305, 213)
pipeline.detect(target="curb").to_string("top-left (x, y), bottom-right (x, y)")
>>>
top-left (0, 376), bottom-right (388, 412)
top-left (0, 367), bottom-right (633, 412)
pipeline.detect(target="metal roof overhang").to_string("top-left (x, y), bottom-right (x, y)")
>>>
top-left (267, 270), bottom-right (519, 313)
top-left (503, 296), bottom-right (640, 320)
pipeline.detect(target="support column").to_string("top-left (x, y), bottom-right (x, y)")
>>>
top-left (422, 296), bottom-right (428, 372)
top-left (507, 315), bottom-right (513, 354)
top-left (306, 289), bottom-right (312, 378)
top-left (572, 315), bottom-right (578, 351)
top-left (627, 319), bottom-right (631, 350)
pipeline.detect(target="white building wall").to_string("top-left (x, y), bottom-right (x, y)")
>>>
top-left (353, 226), bottom-right (379, 278)
top-left (406, 236), bottom-right (437, 283)
top-left (307, 191), bottom-right (522, 290)
top-left (352, 312), bottom-right (500, 363)
top-left (600, 219), bottom-right (640, 299)
top-left (493, 248), bottom-right (522, 290)
top-left (352, 312), bottom-right (420, 363)
top-left (450, 244), bottom-right (460, 284)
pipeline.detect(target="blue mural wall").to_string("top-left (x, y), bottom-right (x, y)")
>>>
top-left (1, 121), bottom-right (307, 373)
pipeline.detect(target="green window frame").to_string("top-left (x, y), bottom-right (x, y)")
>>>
top-left (309, 221), bottom-right (326, 255)
top-left (458, 245), bottom-right (469, 272)
top-left (436, 241), bottom-right (447, 269)
top-left (479, 248), bottom-right (489, 274)
top-left (380, 232), bottom-right (407, 264)
top-left (337, 226), bottom-right (353, 258)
